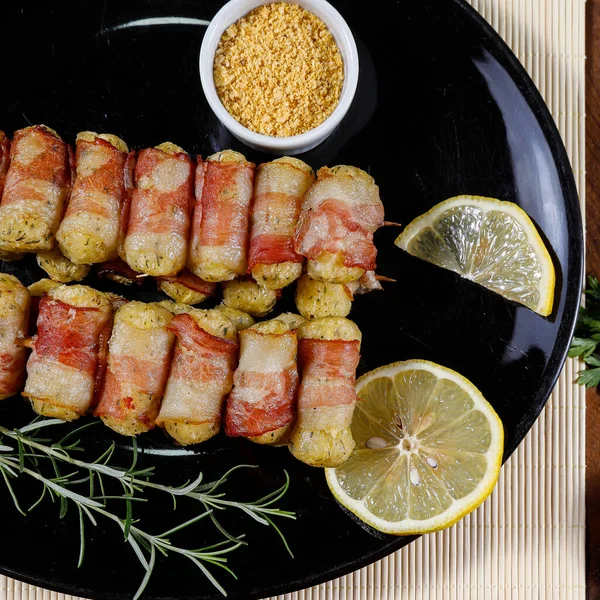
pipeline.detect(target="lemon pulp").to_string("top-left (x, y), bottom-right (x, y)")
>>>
top-left (326, 360), bottom-right (504, 535)
top-left (395, 196), bottom-right (555, 316)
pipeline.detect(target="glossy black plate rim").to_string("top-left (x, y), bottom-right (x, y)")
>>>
top-left (449, 1), bottom-right (583, 466)
top-left (0, 0), bottom-right (583, 598)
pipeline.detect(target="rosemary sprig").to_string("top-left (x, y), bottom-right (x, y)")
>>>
top-left (569, 275), bottom-right (600, 387)
top-left (0, 418), bottom-right (295, 599)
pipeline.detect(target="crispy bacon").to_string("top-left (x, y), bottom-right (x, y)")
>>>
top-left (23, 290), bottom-right (113, 415)
top-left (155, 269), bottom-right (216, 297)
top-left (0, 131), bottom-right (10, 197)
top-left (248, 159), bottom-right (313, 269)
top-left (117, 151), bottom-right (136, 258)
top-left (156, 313), bottom-right (238, 427)
top-left (34, 297), bottom-right (106, 377)
top-left (225, 328), bottom-right (298, 438)
top-left (170, 314), bottom-right (236, 385)
top-left (3, 126), bottom-right (71, 199)
top-left (294, 167), bottom-right (384, 270)
top-left (188, 158), bottom-right (255, 276)
top-left (248, 232), bottom-right (299, 267)
top-left (126, 147), bottom-right (194, 237)
top-left (0, 351), bottom-right (27, 398)
top-left (297, 338), bottom-right (360, 409)
top-left (92, 317), bottom-right (114, 408)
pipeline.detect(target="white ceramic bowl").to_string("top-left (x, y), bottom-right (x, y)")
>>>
top-left (199, 0), bottom-right (359, 155)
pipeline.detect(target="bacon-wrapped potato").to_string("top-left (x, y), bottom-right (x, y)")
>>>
top-left (248, 157), bottom-right (314, 289)
top-left (0, 125), bottom-right (72, 254)
top-left (289, 317), bottom-right (361, 467)
top-left (225, 318), bottom-right (298, 445)
top-left (156, 309), bottom-right (238, 446)
top-left (123, 142), bottom-right (194, 276)
top-left (222, 278), bottom-right (279, 318)
top-left (36, 246), bottom-right (91, 283)
top-left (188, 150), bottom-right (255, 282)
top-left (0, 274), bottom-right (30, 400)
top-left (24, 284), bottom-right (113, 421)
top-left (94, 302), bottom-right (175, 436)
top-left (294, 166), bottom-right (384, 284)
top-left (56, 132), bottom-right (132, 265)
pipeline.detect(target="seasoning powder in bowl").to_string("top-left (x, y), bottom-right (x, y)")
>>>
top-left (213, 3), bottom-right (344, 138)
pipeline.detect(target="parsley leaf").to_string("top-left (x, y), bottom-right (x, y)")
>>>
top-left (571, 275), bottom-right (600, 387)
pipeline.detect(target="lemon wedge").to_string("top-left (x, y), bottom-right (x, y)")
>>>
top-left (325, 360), bottom-right (504, 535)
top-left (394, 196), bottom-right (555, 316)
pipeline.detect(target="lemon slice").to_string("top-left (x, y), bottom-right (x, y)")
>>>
top-left (394, 196), bottom-right (555, 316)
top-left (325, 360), bottom-right (504, 535)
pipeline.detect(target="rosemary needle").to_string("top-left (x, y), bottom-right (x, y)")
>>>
top-left (0, 417), bottom-right (295, 599)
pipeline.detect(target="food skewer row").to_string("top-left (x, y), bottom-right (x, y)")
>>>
top-left (0, 128), bottom-right (385, 283)
top-left (0, 126), bottom-right (388, 322)
top-left (0, 276), bottom-right (361, 467)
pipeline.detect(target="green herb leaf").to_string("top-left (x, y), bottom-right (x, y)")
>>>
top-left (570, 275), bottom-right (600, 388)
top-left (575, 366), bottom-right (600, 388)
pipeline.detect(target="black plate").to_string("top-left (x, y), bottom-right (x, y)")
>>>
top-left (0, 1), bottom-right (583, 599)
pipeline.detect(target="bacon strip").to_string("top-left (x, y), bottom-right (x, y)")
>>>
top-left (97, 258), bottom-right (142, 286)
top-left (155, 269), bottom-right (216, 297)
top-left (188, 158), bottom-right (255, 279)
top-left (156, 313), bottom-right (238, 429)
top-left (297, 338), bottom-right (360, 410)
top-left (0, 125), bottom-right (72, 252)
top-left (56, 136), bottom-right (130, 264)
top-left (0, 132), bottom-right (10, 197)
top-left (294, 167), bottom-right (384, 270)
top-left (124, 147), bottom-right (194, 276)
top-left (24, 292), bottom-right (112, 414)
top-left (117, 151), bottom-right (136, 259)
top-left (225, 328), bottom-right (298, 438)
top-left (0, 275), bottom-right (30, 400)
top-left (34, 298), bottom-right (103, 375)
top-left (248, 160), bottom-right (314, 269)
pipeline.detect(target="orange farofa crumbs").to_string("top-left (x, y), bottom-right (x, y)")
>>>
top-left (214, 2), bottom-right (344, 137)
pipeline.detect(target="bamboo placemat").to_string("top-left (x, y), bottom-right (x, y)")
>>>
top-left (0, 0), bottom-right (586, 599)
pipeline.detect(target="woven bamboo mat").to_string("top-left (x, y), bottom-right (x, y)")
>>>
top-left (0, 0), bottom-right (586, 599)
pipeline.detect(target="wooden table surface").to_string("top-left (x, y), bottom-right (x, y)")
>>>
top-left (587, 2), bottom-right (600, 599)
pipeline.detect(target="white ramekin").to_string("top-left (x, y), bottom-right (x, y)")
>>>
top-left (199, 0), bottom-right (359, 155)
